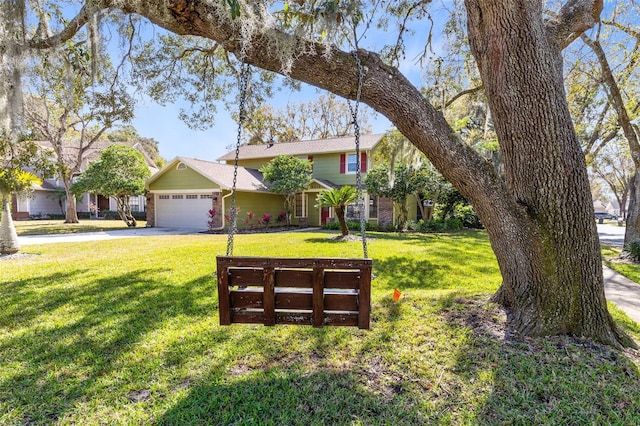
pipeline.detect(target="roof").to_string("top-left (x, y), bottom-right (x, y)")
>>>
top-left (217, 133), bottom-right (385, 162)
top-left (35, 140), bottom-right (159, 174)
top-left (147, 157), bottom-right (270, 192)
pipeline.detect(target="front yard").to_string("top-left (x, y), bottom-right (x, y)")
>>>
top-left (2, 230), bottom-right (640, 424)
top-left (13, 219), bottom-right (148, 236)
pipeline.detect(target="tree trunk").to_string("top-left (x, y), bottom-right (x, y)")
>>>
top-left (335, 206), bottom-right (349, 236)
top-left (116, 195), bottom-right (136, 227)
top-left (464, 0), bottom-right (631, 347)
top-left (0, 194), bottom-right (19, 254)
top-left (625, 173), bottom-right (640, 245)
top-left (63, 178), bottom-right (79, 223)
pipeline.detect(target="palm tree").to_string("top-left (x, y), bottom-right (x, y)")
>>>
top-left (0, 169), bottom-right (41, 254)
top-left (315, 186), bottom-right (358, 237)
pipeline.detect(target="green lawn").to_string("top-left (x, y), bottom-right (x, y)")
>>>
top-left (13, 219), bottom-right (147, 236)
top-left (2, 230), bottom-right (640, 425)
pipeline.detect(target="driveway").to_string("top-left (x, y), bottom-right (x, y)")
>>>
top-left (18, 227), bottom-right (197, 245)
top-left (597, 223), bottom-right (625, 248)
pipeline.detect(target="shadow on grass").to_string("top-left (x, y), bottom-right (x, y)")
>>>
top-left (0, 268), bottom-right (230, 425)
top-left (440, 298), bottom-right (640, 424)
top-left (156, 367), bottom-right (424, 425)
top-left (373, 255), bottom-right (453, 290)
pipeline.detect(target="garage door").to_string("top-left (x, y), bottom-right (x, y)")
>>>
top-left (156, 194), bottom-right (213, 230)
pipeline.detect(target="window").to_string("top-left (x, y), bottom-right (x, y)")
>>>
top-left (186, 194), bottom-right (198, 199)
top-left (129, 196), bottom-right (140, 212)
top-left (346, 200), bottom-right (364, 220)
top-left (295, 193), bottom-right (306, 217)
top-left (200, 194), bottom-right (213, 199)
top-left (159, 195), bottom-right (170, 200)
top-left (340, 152), bottom-right (367, 174)
top-left (369, 196), bottom-right (378, 219)
top-left (347, 154), bottom-right (358, 173)
top-left (176, 162), bottom-right (187, 170)
top-left (172, 195), bottom-right (183, 200)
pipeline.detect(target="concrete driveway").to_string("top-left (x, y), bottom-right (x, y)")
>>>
top-left (18, 227), bottom-right (198, 245)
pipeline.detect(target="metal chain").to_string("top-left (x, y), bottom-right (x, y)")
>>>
top-left (226, 63), bottom-right (250, 256)
top-left (347, 51), bottom-right (368, 259)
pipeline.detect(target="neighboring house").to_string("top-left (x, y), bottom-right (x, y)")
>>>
top-left (146, 134), bottom-right (421, 231)
top-left (11, 140), bottom-right (159, 220)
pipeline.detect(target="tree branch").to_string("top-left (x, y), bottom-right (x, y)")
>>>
top-left (440, 85), bottom-right (484, 110)
top-left (546, 0), bottom-right (603, 50)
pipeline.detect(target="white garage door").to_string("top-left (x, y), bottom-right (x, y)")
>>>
top-left (156, 194), bottom-right (213, 230)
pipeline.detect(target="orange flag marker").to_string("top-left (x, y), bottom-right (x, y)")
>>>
top-left (393, 289), bottom-right (402, 301)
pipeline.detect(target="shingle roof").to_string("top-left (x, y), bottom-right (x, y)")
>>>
top-left (217, 133), bottom-right (385, 162)
top-left (174, 157), bottom-right (270, 192)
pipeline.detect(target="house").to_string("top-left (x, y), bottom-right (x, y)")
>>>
top-left (146, 133), bottom-right (421, 231)
top-left (11, 140), bottom-right (159, 220)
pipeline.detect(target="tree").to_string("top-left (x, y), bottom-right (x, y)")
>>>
top-left (590, 139), bottom-right (634, 220)
top-left (365, 162), bottom-right (433, 229)
top-left (72, 145), bottom-right (150, 227)
top-left (315, 186), bottom-right (357, 237)
top-left (107, 125), bottom-right (165, 168)
top-left (15, 1), bottom-right (634, 347)
top-left (0, 169), bottom-right (41, 254)
top-left (23, 26), bottom-right (134, 224)
top-left (259, 155), bottom-right (312, 226)
top-left (244, 94), bottom-right (373, 144)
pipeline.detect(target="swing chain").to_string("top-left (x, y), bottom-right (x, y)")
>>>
top-left (226, 63), bottom-right (250, 256)
top-left (347, 51), bottom-right (368, 259)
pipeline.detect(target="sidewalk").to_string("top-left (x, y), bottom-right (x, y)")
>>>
top-left (18, 227), bottom-right (196, 245)
top-left (603, 265), bottom-right (640, 324)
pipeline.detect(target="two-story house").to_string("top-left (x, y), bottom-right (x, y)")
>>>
top-left (145, 133), bottom-right (410, 230)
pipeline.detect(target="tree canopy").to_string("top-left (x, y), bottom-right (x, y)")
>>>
top-left (72, 144), bottom-right (150, 227)
top-left (259, 155), bottom-right (312, 225)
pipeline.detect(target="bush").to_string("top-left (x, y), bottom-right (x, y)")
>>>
top-left (321, 221), bottom-right (379, 232)
top-left (453, 205), bottom-right (483, 229)
top-left (101, 210), bottom-right (146, 221)
top-left (626, 241), bottom-right (640, 261)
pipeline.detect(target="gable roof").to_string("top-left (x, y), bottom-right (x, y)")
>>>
top-left (217, 133), bottom-right (385, 162)
top-left (147, 157), bottom-right (270, 192)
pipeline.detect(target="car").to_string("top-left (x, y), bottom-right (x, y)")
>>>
top-left (595, 212), bottom-right (618, 220)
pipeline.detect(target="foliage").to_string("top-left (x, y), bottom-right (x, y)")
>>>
top-left (316, 186), bottom-right (358, 236)
top-left (365, 162), bottom-right (438, 228)
top-left (259, 155), bottom-right (312, 225)
top-left (72, 145), bottom-right (150, 227)
top-left (626, 241), bottom-right (640, 262)
top-left (207, 208), bottom-right (218, 232)
top-left (107, 125), bottom-right (166, 169)
top-left (244, 94), bottom-right (372, 144)
top-left (1, 231), bottom-right (639, 423)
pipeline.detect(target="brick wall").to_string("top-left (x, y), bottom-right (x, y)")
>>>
top-left (145, 194), bottom-right (155, 227)
top-left (378, 197), bottom-right (393, 228)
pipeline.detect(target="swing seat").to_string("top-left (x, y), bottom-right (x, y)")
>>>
top-left (217, 256), bottom-right (372, 329)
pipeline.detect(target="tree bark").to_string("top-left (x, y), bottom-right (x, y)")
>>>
top-left (63, 178), bottom-right (79, 223)
top-left (36, 0), bottom-right (632, 347)
top-left (335, 206), bottom-right (349, 236)
top-left (0, 194), bottom-right (20, 254)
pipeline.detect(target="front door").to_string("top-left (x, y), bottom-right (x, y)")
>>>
top-left (321, 207), bottom-right (330, 225)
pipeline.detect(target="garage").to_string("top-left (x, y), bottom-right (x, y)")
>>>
top-left (155, 193), bottom-right (213, 230)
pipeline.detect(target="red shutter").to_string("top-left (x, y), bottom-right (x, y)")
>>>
top-left (308, 155), bottom-right (313, 162)
top-left (340, 153), bottom-right (346, 174)
top-left (361, 152), bottom-right (367, 173)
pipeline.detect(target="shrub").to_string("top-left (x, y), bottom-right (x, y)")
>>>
top-left (626, 241), bottom-right (640, 261)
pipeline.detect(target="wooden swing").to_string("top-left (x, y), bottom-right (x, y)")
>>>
top-left (217, 55), bottom-right (372, 329)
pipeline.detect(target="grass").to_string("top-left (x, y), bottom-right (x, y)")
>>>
top-left (602, 245), bottom-right (640, 284)
top-left (13, 219), bottom-right (147, 236)
top-left (2, 230), bottom-right (640, 425)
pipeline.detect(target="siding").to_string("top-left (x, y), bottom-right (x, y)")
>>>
top-left (227, 192), bottom-right (289, 229)
top-left (312, 153), bottom-right (365, 186)
top-left (150, 166), bottom-right (218, 191)
top-left (30, 191), bottom-right (64, 216)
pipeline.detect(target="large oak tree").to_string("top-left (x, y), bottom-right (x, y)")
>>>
top-left (8, 0), bottom-right (635, 347)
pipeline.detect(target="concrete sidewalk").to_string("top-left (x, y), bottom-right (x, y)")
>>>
top-left (18, 227), bottom-right (196, 245)
top-left (603, 265), bottom-right (640, 324)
